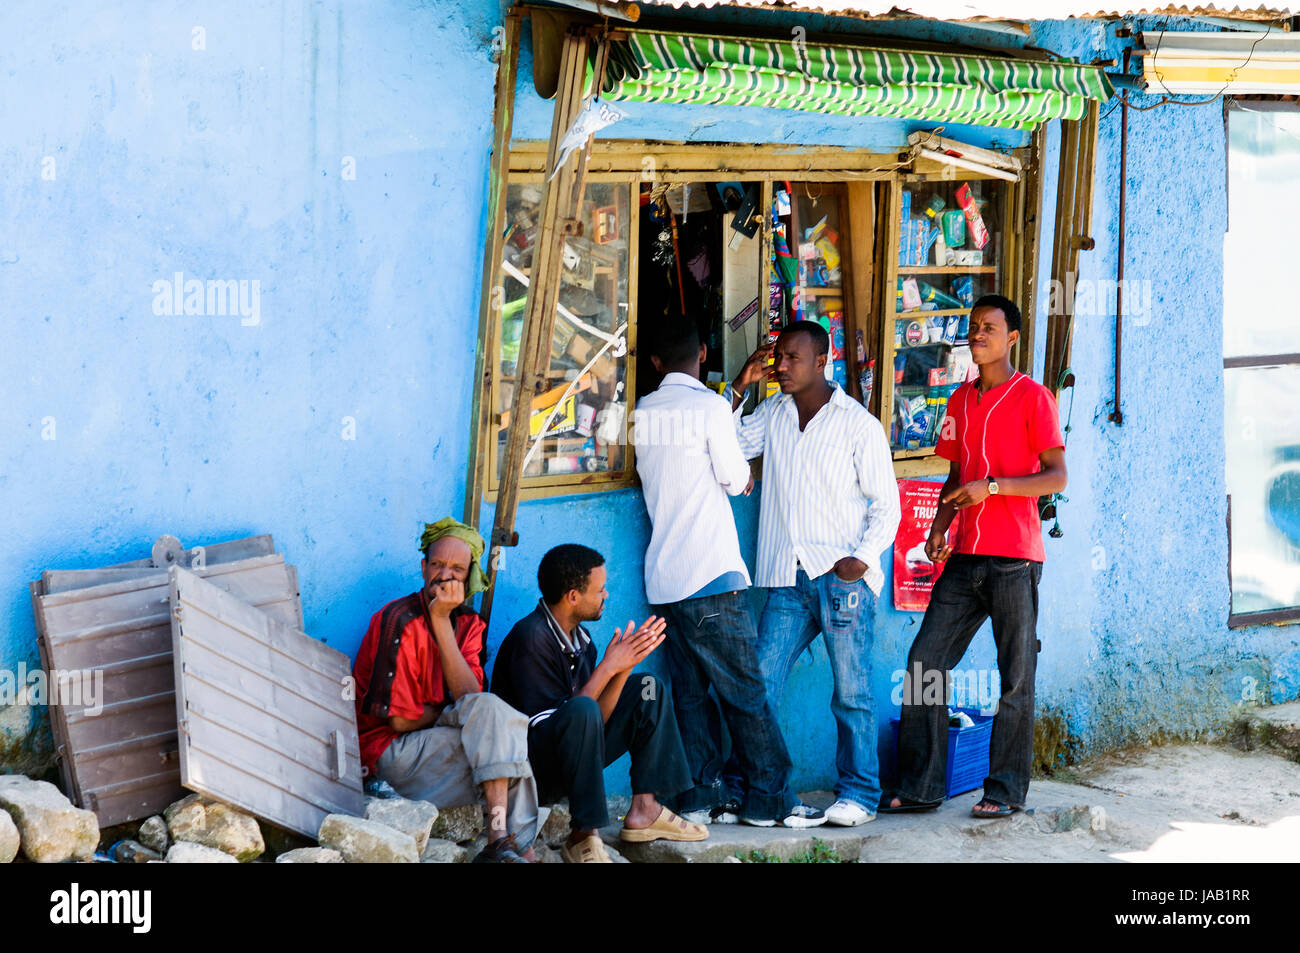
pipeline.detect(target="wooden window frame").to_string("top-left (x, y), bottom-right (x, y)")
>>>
top-left (475, 139), bottom-right (1043, 498)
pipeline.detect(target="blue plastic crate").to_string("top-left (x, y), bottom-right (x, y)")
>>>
top-left (890, 707), bottom-right (995, 799)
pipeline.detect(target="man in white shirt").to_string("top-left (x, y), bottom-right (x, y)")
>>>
top-left (730, 320), bottom-right (901, 826)
top-left (633, 318), bottom-right (826, 829)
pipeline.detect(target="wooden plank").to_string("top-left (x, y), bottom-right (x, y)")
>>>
top-left (35, 555), bottom-right (303, 828)
top-left (483, 23), bottom-right (601, 624)
top-left (509, 139), bottom-right (913, 174)
top-left (464, 10), bottom-right (523, 532)
top-left (169, 567), bottom-right (363, 839)
top-left (878, 178), bottom-right (902, 447)
top-left (1017, 129), bottom-right (1047, 378)
top-left (845, 180), bottom-right (876, 405)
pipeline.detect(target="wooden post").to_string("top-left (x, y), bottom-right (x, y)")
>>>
top-left (844, 181), bottom-right (876, 403)
top-left (1043, 101), bottom-right (1098, 395)
top-left (464, 11), bottom-right (523, 532)
top-left (480, 24), bottom-right (606, 626)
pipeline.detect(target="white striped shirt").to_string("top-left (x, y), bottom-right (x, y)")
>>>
top-left (634, 373), bottom-right (753, 605)
top-left (733, 384), bottom-right (901, 596)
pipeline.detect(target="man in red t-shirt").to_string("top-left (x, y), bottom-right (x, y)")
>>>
top-left (883, 295), bottom-right (1067, 819)
top-left (353, 518), bottom-right (539, 862)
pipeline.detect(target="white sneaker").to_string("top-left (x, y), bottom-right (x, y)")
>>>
top-left (681, 809), bottom-right (712, 825)
top-left (740, 802), bottom-right (828, 828)
top-left (824, 798), bottom-right (876, 826)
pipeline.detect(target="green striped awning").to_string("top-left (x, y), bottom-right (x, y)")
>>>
top-left (599, 31), bottom-right (1114, 130)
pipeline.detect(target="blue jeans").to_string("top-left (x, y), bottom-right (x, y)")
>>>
top-left (655, 589), bottom-right (796, 821)
top-left (896, 554), bottom-right (1042, 808)
top-left (757, 568), bottom-right (880, 811)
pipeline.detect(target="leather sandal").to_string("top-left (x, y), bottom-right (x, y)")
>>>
top-left (619, 806), bottom-right (709, 843)
top-left (561, 833), bottom-right (612, 863)
top-left (473, 833), bottom-right (531, 863)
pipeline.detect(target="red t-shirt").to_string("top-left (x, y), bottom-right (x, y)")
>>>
top-left (933, 372), bottom-right (1064, 562)
top-left (352, 591), bottom-right (486, 774)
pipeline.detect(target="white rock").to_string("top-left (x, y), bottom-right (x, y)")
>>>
top-left (318, 814), bottom-right (417, 863)
top-left (420, 838), bottom-right (468, 863)
top-left (364, 796), bottom-right (439, 853)
top-left (164, 793), bottom-right (264, 862)
top-left (275, 847), bottom-right (344, 864)
top-left (166, 842), bottom-right (238, 863)
top-left (0, 810), bottom-right (17, 864)
top-left (0, 775), bottom-right (98, 863)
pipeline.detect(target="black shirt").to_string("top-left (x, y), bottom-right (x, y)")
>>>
top-left (492, 602), bottom-right (597, 720)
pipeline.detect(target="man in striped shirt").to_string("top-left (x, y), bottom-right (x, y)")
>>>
top-left (730, 320), bottom-right (902, 826)
top-left (884, 295), bottom-right (1066, 819)
top-left (634, 317), bottom-right (826, 829)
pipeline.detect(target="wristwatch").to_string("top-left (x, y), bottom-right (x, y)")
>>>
top-left (986, 476), bottom-right (1000, 495)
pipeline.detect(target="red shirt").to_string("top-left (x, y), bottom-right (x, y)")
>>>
top-left (934, 372), bottom-right (1064, 562)
top-left (352, 591), bottom-right (486, 774)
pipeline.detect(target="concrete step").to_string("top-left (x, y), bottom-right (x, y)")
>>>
top-left (1232, 700), bottom-right (1300, 762)
top-left (597, 789), bottom-right (1116, 863)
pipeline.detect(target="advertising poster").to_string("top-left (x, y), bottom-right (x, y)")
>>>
top-left (893, 479), bottom-right (954, 612)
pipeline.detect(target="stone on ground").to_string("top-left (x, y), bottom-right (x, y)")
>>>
top-left (429, 802), bottom-right (483, 844)
top-left (112, 839), bottom-right (163, 863)
top-left (275, 847), bottom-right (344, 863)
top-left (0, 775), bottom-right (98, 863)
top-left (318, 814), bottom-right (418, 863)
top-left (539, 801), bottom-right (571, 847)
top-left (0, 809), bottom-right (17, 864)
top-left (364, 796), bottom-right (439, 853)
top-left (166, 842), bottom-right (238, 863)
top-left (420, 837), bottom-right (468, 863)
top-left (164, 793), bottom-right (265, 862)
top-left (137, 815), bottom-right (169, 853)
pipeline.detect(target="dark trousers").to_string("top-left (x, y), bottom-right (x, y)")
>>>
top-left (527, 676), bottom-right (692, 831)
top-left (897, 554), bottom-right (1042, 808)
top-left (655, 589), bottom-right (796, 821)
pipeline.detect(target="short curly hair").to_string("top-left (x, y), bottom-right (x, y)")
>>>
top-left (538, 544), bottom-right (605, 604)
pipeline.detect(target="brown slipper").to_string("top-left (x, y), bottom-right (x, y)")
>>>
top-left (619, 806), bottom-right (709, 843)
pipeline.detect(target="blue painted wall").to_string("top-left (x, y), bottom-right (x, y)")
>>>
top-left (2, 1), bottom-right (1296, 796)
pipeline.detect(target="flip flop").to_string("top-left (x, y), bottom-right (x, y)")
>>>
top-left (970, 797), bottom-right (1019, 819)
top-left (877, 793), bottom-right (943, 814)
top-left (619, 806), bottom-right (709, 843)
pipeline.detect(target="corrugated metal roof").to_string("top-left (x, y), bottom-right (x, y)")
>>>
top-left (641, 1), bottom-right (1294, 22)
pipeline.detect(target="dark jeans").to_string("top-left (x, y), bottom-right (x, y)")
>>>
top-left (654, 589), bottom-right (796, 821)
top-left (527, 676), bottom-right (692, 831)
top-left (896, 553), bottom-right (1042, 808)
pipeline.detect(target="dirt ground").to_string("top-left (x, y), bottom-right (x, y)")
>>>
top-left (606, 707), bottom-right (1300, 862)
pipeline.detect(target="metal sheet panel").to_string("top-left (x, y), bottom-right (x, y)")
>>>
top-left (32, 555), bottom-right (303, 827)
top-left (169, 567), bottom-right (363, 839)
top-left (43, 534), bottom-right (278, 594)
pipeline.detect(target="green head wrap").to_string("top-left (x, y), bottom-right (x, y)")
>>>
top-left (419, 517), bottom-right (490, 597)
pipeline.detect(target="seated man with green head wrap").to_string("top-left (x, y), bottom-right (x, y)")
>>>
top-left (352, 517), bottom-right (539, 863)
